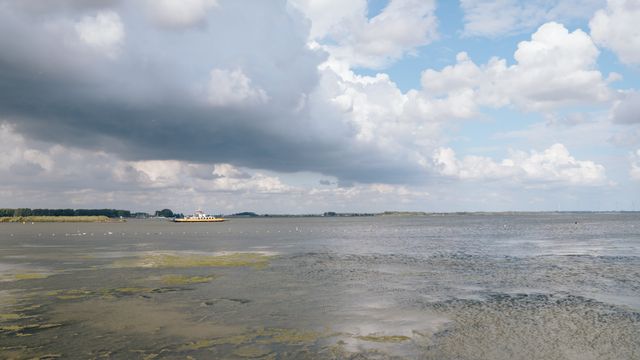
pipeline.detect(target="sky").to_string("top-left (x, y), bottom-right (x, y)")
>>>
top-left (0, 0), bottom-right (639, 214)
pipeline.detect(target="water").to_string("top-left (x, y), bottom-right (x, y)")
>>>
top-left (1, 213), bottom-right (639, 359)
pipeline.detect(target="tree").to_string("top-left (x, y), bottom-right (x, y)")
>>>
top-left (14, 208), bottom-right (32, 216)
top-left (155, 209), bottom-right (174, 217)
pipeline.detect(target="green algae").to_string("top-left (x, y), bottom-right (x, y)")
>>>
top-left (0, 273), bottom-right (51, 282)
top-left (0, 313), bottom-right (27, 321)
top-left (0, 311), bottom-right (35, 323)
top-left (0, 322), bottom-right (62, 334)
top-left (13, 273), bottom-right (50, 281)
top-left (112, 287), bottom-right (154, 295)
top-left (130, 349), bottom-right (168, 360)
top-left (179, 327), bottom-right (328, 352)
top-left (179, 334), bottom-right (254, 350)
top-left (34, 354), bottom-right (63, 359)
top-left (0, 324), bottom-right (27, 332)
top-left (355, 334), bottom-right (412, 343)
top-left (0, 299), bottom-right (63, 338)
top-left (233, 345), bottom-right (273, 358)
top-left (114, 252), bottom-right (274, 269)
top-left (161, 275), bottom-right (216, 285)
top-left (45, 287), bottom-right (178, 301)
top-left (17, 304), bottom-right (42, 311)
top-left (255, 328), bottom-right (324, 345)
top-left (46, 289), bottom-right (94, 300)
top-left (179, 339), bottom-right (219, 350)
top-left (0, 347), bottom-right (63, 360)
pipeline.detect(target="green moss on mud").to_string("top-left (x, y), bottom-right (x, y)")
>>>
top-left (179, 327), bottom-right (328, 352)
top-left (355, 334), bottom-right (412, 343)
top-left (13, 273), bottom-right (50, 281)
top-left (161, 275), bottom-right (216, 285)
top-left (233, 345), bottom-right (273, 358)
top-left (114, 252), bottom-right (273, 269)
top-left (0, 322), bottom-right (62, 334)
top-left (0, 216), bottom-right (111, 223)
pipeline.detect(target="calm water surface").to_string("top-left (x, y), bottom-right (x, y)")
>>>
top-left (1, 213), bottom-right (639, 359)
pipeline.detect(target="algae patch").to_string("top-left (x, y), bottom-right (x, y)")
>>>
top-left (13, 273), bottom-right (50, 281)
top-left (0, 299), bottom-right (50, 337)
top-left (0, 272), bottom-right (51, 282)
top-left (255, 328), bottom-right (325, 345)
top-left (51, 298), bottom-right (243, 339)
top-left (179, 327), bottom-right (328, 351)
top-left (355, 334), bottom-right (411, 343)
top-left (233, 345), bottom-right (273, 358)
top-left (0, 313), bottom-right (29, 321)
top-left (45, 287), bottom-right (166, 301)
top-left (161, 275), bottom-right (216, 285)
top-left (113, 251), bottom-right (274, 269)
top-left (179, 334), bottom-right (254, 350)
top-left (0, 322), bottom-right (62, 335)
top-left (46, 289), bottom-right (94, 300)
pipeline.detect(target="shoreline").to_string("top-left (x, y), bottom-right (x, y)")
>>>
top-left (0, 216), bottom-right (122, 223)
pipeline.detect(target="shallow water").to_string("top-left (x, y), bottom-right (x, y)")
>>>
top-left (1, 213), bottom-right (639, 359)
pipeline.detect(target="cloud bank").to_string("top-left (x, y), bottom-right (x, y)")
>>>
top-left (0, 0), bottom-right (635, 212)
top-left (433, 144), bottom-right (607, 186)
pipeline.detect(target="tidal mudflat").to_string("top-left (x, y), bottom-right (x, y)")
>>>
top-left (1, 214), bottom-right (639, 359)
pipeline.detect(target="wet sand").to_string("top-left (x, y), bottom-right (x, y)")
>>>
top-left (1, 214), bottom-right (639, 359)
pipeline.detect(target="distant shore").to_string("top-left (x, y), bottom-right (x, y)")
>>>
top-left (0, 216), bottom-right (119, 223)
top-left (224, 210), bottom-right (640, 218)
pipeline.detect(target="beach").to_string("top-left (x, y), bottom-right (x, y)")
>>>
top-left (1, 213), bottom-right (639, 359)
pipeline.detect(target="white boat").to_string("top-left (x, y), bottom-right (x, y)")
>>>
top-left (173, 210), bottom-right (226, 223)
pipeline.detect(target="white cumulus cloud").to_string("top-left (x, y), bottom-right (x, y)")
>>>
top-left (292, 0), bottom-right (438, 68)
top-left (207, 68), bottom-right (268, 106)
top-left (420, 22), bottom-right (611, 111)
top-left (74, 10), bottom-right (124, 58)
top-left (209, 164), bottom-right (291, 193)
top-left (590, 0), bottom-right (640, 65)
top-left (461, 0), bottom-right (605, 37)
top-left (433, 144), bottom-right (607, 186)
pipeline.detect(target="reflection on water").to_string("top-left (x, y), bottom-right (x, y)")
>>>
top-left (1, 213), bottom-right (639, 359)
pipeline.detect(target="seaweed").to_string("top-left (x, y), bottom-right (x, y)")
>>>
top-left (355, 334), bottom-right (412, 343)
top-left (233, 345), bottom-right (273, 358)
top-left (0, 322), bottom-right (62, 335)
top-left (13, 273), bottom-right (50, 281)
top-left (114, 252), bottom-right (274, 269)
top-left (161, 275), bottom-right (216, 285)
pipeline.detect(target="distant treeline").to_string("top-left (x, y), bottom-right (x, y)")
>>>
top-left (0, 208), bottom-right (132, 218)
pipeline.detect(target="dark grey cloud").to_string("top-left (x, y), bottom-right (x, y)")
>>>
top-left (0, 0), bottom-right (429, 185)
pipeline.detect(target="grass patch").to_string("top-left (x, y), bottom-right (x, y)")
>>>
top-left (0, 216), bottom-right (113, 223)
